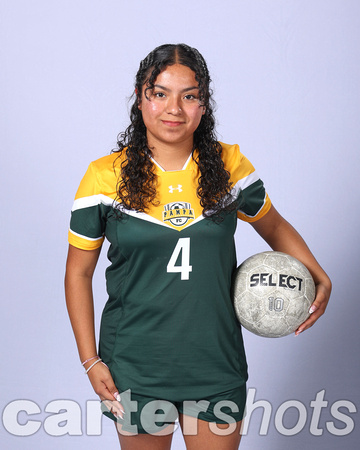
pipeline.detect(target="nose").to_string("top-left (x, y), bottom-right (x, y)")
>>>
top-left (166, 95), bottom-right (182, 115)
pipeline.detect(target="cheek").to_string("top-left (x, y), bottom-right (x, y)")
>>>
top-left (189, 107), bottom-right (205, 126)
top-left (141, 101), bottom-right (162, 122)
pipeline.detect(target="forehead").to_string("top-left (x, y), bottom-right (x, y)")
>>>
top-left (150, 64), bottom-right (198, 88)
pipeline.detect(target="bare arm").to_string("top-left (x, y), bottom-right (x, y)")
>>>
top-left (65, 244), bottom-right (123, 417)
top-left (251, 205), bottom-right (332, 335)
top-left (65, 244), bottom-right (100, 360)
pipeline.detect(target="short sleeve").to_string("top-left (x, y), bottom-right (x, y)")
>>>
top-left (68, 162), bottom-right (106, 250)
top-left (220, 143), bottom-right (272, 223)
top-left (235, 152), bottom-right (271, 222)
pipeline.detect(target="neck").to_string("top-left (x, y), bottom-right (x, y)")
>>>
top-left (148, 137), bottom-right (194, 171)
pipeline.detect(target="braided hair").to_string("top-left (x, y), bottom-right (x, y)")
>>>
top-left (114, 43), bottom-right (234, 218)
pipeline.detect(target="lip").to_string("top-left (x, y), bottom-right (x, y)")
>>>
top-left (161, 120), bottom-right (184, 127)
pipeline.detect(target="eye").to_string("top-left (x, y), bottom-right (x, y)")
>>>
top-left (154, 91), bottom-right (166, 98)
top-left (184, 94), bottom-right (197, 100)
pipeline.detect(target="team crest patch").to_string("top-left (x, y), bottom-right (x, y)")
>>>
top-left (162, 202), bottom-right (195, 227)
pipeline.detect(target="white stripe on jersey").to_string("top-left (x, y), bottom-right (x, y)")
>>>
top-left (230, 170), bottom-right (260, 199)
top-left (72, 193), bottom-right (202, 231)
top-left (68, 229), bottom-right (104, 241)
top-left (229, 170), bottom-right (268, 219)
top-left (72, 194), bottom-right (115, 211)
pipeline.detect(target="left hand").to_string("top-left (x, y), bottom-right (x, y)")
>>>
top-left (295, 279), bottom-right (332, 336)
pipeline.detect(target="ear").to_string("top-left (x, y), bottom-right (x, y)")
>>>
top-left (202, 106), bottom-right (206, 115)
top-left (136, 88), bottom-right (142, 110)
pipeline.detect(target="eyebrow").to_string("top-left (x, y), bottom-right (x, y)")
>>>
top-left (153, 84), bottom-right (199, 93)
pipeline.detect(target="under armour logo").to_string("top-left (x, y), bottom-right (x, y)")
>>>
top-left (169, 185), bottom-right (183, 193)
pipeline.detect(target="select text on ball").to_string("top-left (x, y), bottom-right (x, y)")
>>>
top-left (250, 273), bottom-right (303, 291)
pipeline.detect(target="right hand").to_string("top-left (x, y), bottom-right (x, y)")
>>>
top-left (85, 360), bottom-right (124, 419)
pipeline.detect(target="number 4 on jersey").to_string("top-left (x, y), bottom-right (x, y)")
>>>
top-left (167, 237), bottom-right (192, 280)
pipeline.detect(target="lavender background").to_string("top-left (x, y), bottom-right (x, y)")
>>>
top-left (1, 0), bottom-right (359, 448)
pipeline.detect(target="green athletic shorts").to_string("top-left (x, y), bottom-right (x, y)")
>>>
top-left (101, 384), bottom-right (247, 435)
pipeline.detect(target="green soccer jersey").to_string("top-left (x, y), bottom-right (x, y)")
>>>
top-left (69, 142), bottom-right (271, 400)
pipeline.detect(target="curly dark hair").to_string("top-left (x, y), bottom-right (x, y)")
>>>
top-left (113, 43), bottom-right (235, 218)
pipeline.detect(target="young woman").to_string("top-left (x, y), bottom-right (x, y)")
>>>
top-left (65, 43), bottom-right (331, 450)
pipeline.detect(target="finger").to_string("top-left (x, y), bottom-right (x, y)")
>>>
top-left (103, 383), bottom-right (125, 410)
top-left (308, 295), bottom-right (325, 315)
top-left (101, 398), bottom-right (125, 419)
top-left (295, 281), bottom-right (331, 336)
top-left (295, 306), bottom-right (324, 335)
top-left (87, 366), bottom-right (125, 418)
top-left (99, 387), bottom-right (125, 418)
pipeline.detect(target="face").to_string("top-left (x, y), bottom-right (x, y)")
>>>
top-left (138, 64), bottom-right (205, 151)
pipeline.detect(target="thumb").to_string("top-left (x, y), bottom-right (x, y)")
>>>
top-left (104, 378), bottom-right (121, 402)
top-left (111, 390), bottom-right (121, 403)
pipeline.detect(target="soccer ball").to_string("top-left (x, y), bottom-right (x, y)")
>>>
top-left (233, 251), bottom-right (315, 338)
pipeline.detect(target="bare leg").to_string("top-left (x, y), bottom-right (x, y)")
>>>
top-left (179, 414), bottom-right (242, 450)
top-left (114, 422), bottom-right (174, 450)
